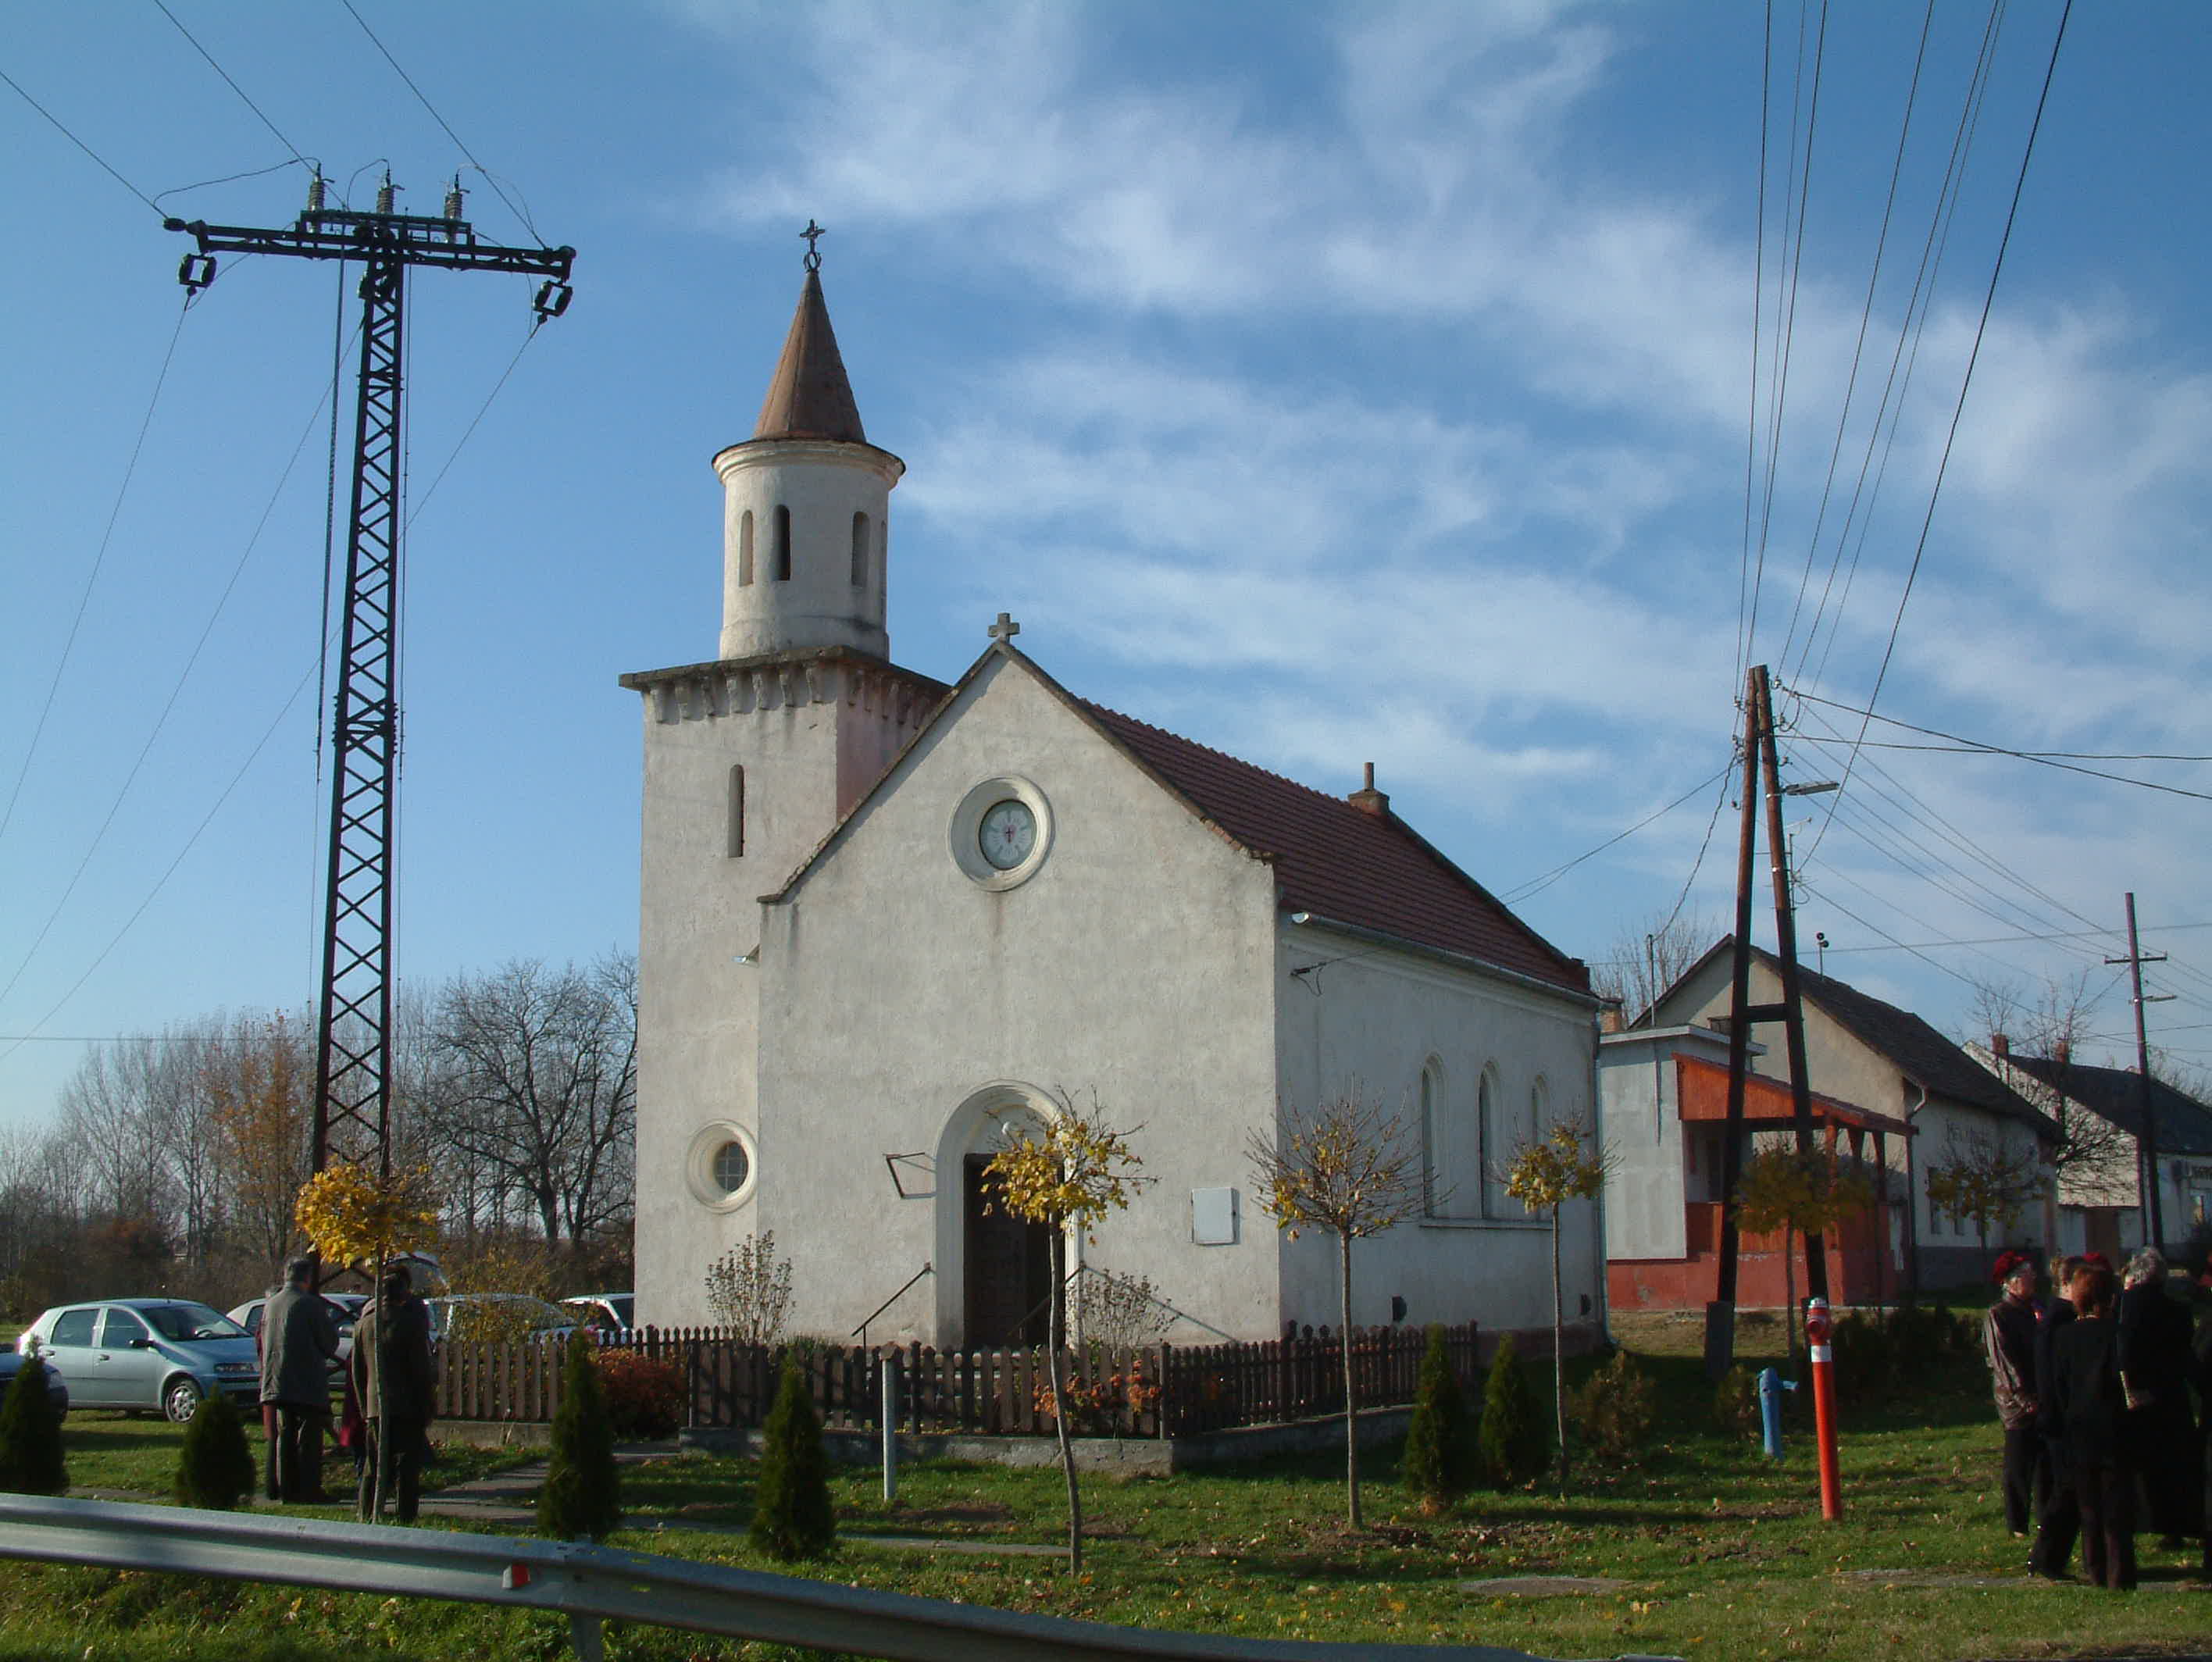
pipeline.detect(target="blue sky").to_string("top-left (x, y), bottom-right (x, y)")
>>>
top-left (5, 1), bottom-right (2209, 1133)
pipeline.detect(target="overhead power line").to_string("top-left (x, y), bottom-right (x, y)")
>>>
top-left (1803, 0), bottom-right (2076, 861)
top-left (1502, 761), bottom-right (1736, 904)
top-left (0, 66), bottom-right (161, 214)
top-left (152, 0), bottom-right (313, 172)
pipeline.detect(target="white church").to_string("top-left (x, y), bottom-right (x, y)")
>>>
top-left (623, 251), bottom-right (1608, 1353)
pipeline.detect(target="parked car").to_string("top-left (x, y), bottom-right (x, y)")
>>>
top-left (17, 1299), bottom-right (258, 1422)
top-left (559, 1293), bottom-right (635, 1337)
top-left (424, 1293), bottom-right (577, 1346)
top-left (0, 1344), bottom-right (70, 1420)
top-left (226, 1290), bottom-right (368, 1368)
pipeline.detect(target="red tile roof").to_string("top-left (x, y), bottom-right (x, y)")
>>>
top-left (1077, 700), bottom-right (1591, 997)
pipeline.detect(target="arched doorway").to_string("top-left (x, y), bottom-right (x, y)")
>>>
top-left (963, 1154), bottom-right (1053, 1348)
top-left (936, 1082), bottom-right (1059, 1350)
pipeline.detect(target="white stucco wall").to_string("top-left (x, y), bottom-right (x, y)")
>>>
top-left (1270, 922), bottom-right (1603, 1339)
top-left (751, 653), bottom-right (1286, 1346)
top-left (631, 658), bottom-right (922, 1328)
top-left (1596, 1025), bottom-right (1732, 1261)
top-left (715, 440), bottom-right (899, 662)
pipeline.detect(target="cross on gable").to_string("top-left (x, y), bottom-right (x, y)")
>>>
top-left (801, 219), bottom-right (826, 270)
top-left (988, 612), bottom-right (1021, 644)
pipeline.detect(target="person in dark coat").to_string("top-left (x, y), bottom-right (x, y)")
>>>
top-left (2050, 1261), bottom-right (2135, 1590)
top-left (2117, 1247), bottom-right (2202, 1546)
top-left (1983, 1250), bottom-right (2042, 1535)
top-left (2028, 1254), bottom-right (2085, 1578)
top-left (2191, 1274), bottom-right (2212, 1579)
top-left (259, 1256), bottom-right (339, 1503)
top-left (351, 1262), bottom-right (437, 1523)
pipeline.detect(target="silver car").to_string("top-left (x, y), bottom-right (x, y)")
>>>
top-left (18, 1299), bottom-right (259, 1423)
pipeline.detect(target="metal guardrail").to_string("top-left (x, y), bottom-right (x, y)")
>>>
top-left (0, 1494), bottom-right (1646, 1662)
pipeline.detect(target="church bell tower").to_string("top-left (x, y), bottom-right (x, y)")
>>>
top-left (623, 228), bottom-right (945, 1327)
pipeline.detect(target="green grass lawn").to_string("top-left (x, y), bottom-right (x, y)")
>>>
top-left (1, 1318), bottom-right (2205, 1662)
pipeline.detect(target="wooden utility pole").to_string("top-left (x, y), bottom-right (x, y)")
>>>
top-left (1704, 664), bottom-right (1830, 1381)
top-left (2107, 893), bottom-right (2172, 1250)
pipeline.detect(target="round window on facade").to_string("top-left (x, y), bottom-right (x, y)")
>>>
top-left (686, 1122), bottom-right (758, 1211)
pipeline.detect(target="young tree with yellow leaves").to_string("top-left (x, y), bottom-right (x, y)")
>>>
top-left (983, 1097), bottom-right (1148, 1575)
top-left (1502, 1120), bottom-right (1609, 1486)
top-left (1244, 1090), bottom-right (1422, 1529)
top-left (1734, 1143), bottom-right (1877, 1369)
top-left (293, 1161), bottom-right (439, 1521)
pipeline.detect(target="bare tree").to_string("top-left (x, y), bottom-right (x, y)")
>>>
top-left (1246, 1090), bottom-right (1423, 1529)
top-left (202, 1011), bottom-right (315, 1277)
top-left (1968, 972), bottom-right (2134, 1199)
top-left (1590, 910), bottom-right (1718, 1023)
top-left (1925, 1131), bottom-right (2043, 1257)
top-left (421, 953), bottom-right (637, 1246)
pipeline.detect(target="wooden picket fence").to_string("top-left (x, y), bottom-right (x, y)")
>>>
top-left (431, 1319), bottom-right (1485, 1437)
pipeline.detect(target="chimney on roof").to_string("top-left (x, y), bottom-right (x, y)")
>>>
top-left (2054, 1039), bottom-right (2071, 1065)
top-left (1348, 761), bottom-right (1389, 816)
top-left (1992, 1033), bottom-right (2010, 1057)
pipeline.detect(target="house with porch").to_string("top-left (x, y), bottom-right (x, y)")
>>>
top-left (1599, 1022), bottom-right (1912, 1311)
top-left (1601, 940), bottom-right (2059, 1299)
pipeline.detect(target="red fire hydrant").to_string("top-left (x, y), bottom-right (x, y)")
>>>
top-left (1805, 1296), bottom-right (1842, 1520)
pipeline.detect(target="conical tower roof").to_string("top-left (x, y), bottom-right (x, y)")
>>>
top-left (753, 267), bottom-right (867, 444)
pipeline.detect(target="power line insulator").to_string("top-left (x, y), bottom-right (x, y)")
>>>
top-left (533, 280), bottom-right (572, 321)
top-left (178, 253), bottom-right (216, 291)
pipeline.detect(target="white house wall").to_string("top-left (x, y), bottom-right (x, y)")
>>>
top-left (752, 655), bottom-right (1285, 1346)
top-left (1272, 925), bottom-right (1604, 1339)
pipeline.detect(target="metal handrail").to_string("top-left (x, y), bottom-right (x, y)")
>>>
top-left (851, 1262), bottom-right (933, 1350)
top-left (1069, 1264), bottom-right (1238, 1343)
top-left (0, 1494), bottom-right (1570, 1662)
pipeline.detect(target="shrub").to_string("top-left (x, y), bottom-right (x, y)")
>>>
top-left (1828, 1310), bottom-right (1889, 1400)
top-left (705, 1232), bottom-right (795, 1347)
top-left (0, 1355), bottom-right (67, 1496)
top-left (1401, 1325), bottom-right (1475, 1511)
top-left (539, 1335), bottom-right (621, 1541)
top-left (1477, 1334), bottom-right (1548, 1489)
top-left (590, 1348), bottom-right (687, 1440)
top-left (173, 1390), bottom-right (255, 1510)
top-left (750, 1353), bottom-right (834, 1560)
top-left (1713, 1363), bottom-right (1761, 1441)
top-left (1569, 1348), bottom-right (1655, 1461)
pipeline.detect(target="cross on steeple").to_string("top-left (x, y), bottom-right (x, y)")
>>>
top-left (988, 612), bottom-right (1021, 644)
top-left (800, 219), bottom-right (826, 271)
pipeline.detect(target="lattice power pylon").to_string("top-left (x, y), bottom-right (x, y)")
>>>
top-left (167, 180), bottom-right (573, 1178)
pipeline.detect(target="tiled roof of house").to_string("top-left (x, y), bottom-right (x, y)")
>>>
top-left (1725, 940), bottom-right (2057, 1138)
top-left (1077, 700), bottom-right (1591, 997)
top-left (1993, 1052), bottom-right (2212, 1156)
top-left (752, 268), bottom-right (868, 444)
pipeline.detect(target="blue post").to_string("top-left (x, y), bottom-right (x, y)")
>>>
top-left (1758, 1366), bottom-right (1796, 1459)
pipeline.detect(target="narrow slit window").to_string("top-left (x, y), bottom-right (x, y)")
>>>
top-left (737, 511), bottom-right (754, 587)
top-left (851, 512), bottom-right (869, 586)
top-left (726, 765), bottom-right (745, 858)
top-left (773, 505), bottom-right (792, 581)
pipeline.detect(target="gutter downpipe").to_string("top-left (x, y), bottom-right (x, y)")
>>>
top-left (1903, 1078), bottom-right (1928, 1301)
top-left (1590, 1015), bottom-right (1613, 1348)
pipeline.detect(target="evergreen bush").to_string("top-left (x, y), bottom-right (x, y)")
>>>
top-left (172, 1390), bottom-right (255, 1510)
top-left (750, 1352), bottom-right (834, 1560)
top-left (1401, 1325), bottom-right (1473, 1511)
top-left (1476, 1333), bottom-right (1548, 1488)
top-left (1568, 1348), bottom-right (1655, 1461)
top-left (0, 1353), bottom-right (67, 1496)
top-left (538, 1334), bottom-right (621, 1541)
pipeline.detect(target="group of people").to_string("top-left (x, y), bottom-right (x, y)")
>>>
top-left (1983, 1246), bottom-right (2210, 1589)
top-left (255, 1256), bottom-right (438, 1521)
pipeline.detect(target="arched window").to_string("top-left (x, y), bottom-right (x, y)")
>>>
top-left (851, 512), bottom-right (869, 586)
top-left (1419, 1061), bottom-right (1444, 1217)
top-left (726, 765), bottom-right (745, 858)
top-left (1479, 1068), bottom-right (1505, 1217)
top-left (773, 505), bottom-right (792, 581)
top-left (737, 510), bottom-right (754, 587)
